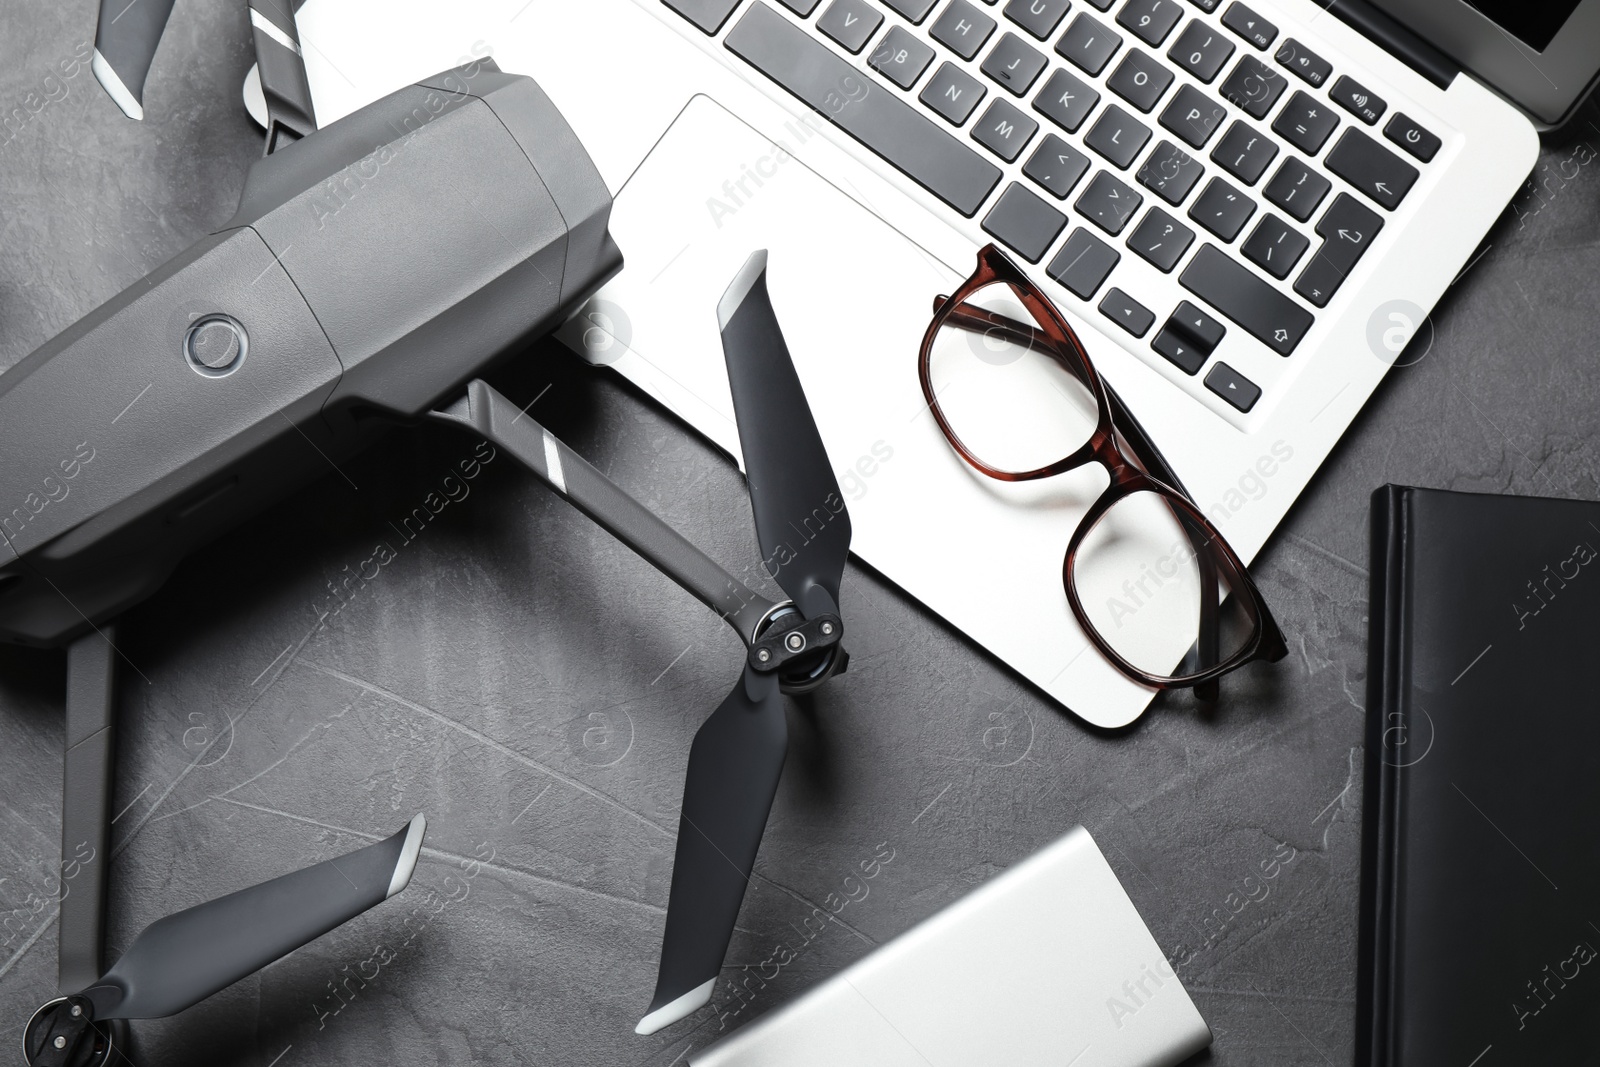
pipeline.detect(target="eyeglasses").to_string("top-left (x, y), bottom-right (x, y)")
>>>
top-left (919, 244), bottom-right (1286, 697)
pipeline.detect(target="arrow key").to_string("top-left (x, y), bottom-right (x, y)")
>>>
top-left (1325, 128), bottom-right (1416, 210)
top-left (1098, 287), bottom-right (1156, 337)
top-left (1205, 361), bottom-right (1262, 412)
top-left (1153, 325), bottom-right (1206, 374)
top-left (1171, 300), bottom-right (1226, 351)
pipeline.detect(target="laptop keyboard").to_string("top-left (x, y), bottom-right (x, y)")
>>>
top-left (669, 0), bottom-right (1441, 417)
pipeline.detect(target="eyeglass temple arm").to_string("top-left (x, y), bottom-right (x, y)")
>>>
top-left (429, 380), bottom-right (780, 647)
top-left (939, 300), bottom-right (1225, 698)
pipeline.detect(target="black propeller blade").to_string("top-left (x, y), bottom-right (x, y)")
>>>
top-left (25, 815), bottom-right (425, 1062)
top-left (717, 250), bottom-right (852, 621)
top-left (637, 252), bottom-right (853, 1034)
top-left (636, 666), bottom-right (786, 1034)
top-left (91, 0), bottom-right (178, 121)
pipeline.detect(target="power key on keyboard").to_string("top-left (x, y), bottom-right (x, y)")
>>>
top-left (726, 3), bottom-right (1003, 216)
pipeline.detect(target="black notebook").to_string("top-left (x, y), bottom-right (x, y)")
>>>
top-left (1361, 485), bottom-right (1600, 1065)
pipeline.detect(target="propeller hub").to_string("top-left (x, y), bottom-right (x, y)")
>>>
top-left (22, 998), bottom-right (121, 1067)
top-left (750, 610), bottom-right (846, 692)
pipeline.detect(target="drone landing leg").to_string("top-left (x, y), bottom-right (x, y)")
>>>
top-left (59, 627), bottom-right (117, 996)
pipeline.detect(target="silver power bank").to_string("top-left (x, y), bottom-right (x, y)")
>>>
top-left (690, 826), bottom-right (1210, 1066)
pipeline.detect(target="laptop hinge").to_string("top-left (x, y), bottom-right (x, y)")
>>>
top-left (1325, 0), bottom-right (1458, 90)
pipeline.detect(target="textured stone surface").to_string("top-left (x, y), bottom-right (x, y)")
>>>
top-left (3, 4), bottom-right (1600, 1064)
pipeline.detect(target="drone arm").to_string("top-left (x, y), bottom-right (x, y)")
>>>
top-left (249, 0), bottom-right (317, 153)
top-left (430, 380), bottom-right (779, 645)
top-left (58, 628), bottom-right (118, 995)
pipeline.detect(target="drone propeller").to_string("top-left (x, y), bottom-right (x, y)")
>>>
top-left (25, 814), bottom-right (425, 1063)
top-left (717, 250), bottom-right (853, 622)
top-left (91, 0), bottom-right (178, 121)
top-left (637, 251), bottom-right (852, 1034)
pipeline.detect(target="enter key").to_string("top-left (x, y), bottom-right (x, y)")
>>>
top-left (1292, 193), bottom-right (1383, 308)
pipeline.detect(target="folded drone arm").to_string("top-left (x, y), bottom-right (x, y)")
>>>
top-left (58, 630), bottom-right (119, 996)
top-left (248, 0), bottom-right (318, 152)
top-left (430, 380), bottom-right (780, 646)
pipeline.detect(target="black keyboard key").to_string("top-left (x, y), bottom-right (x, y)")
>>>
top-left (973, 98), bottom-right (1040, 160)
top-left (1084, 104), bottom-right (1151, 168)
top-left (1240, 213), bottom-right (1308, 278)
top-left (1171, 300), bottom-right (1225, 349)
top-left (1006, 0), bottom-right (1072, 39)
top-left (1384, 113), bottom-right (1441, 162)
top-left (933, 0), bottom-right (999, 58)
top-left (1211, 120), bottom-right (1277, 185)
top-left (1024, 134), bottom-right (1092, 198)
top-left (1219, 56), bottom-right (1286, 119)
top-left (1182, 244), bottom-right (1312, 354)
top-left (1189, 0), bottom-right (1219, 10)
top-left (1330, 75), bottom-right (1385, 124)
top-left (983, 182), bottom-right (1069, 262)
top-left (1220, 2), bottom-right (1275, 48)
top-left (1168, 21), bottom-right (1235, 83)
top-left (921, 61), bottom-right (989, 124)
top-left (884, 0), bottom-right (939, 21)
top-left (1084, 0), bottom-right (1115, 9)
top-left (1293, 192), bottom-right (1382, 306)
top-left (819, 0), bottom-right (885, 52)
top-left (1160, 84), bottom-right (1227, 147)
top-left (1049, 227), bottom-right (1121, 297)
top-left (1107, 49), bottom-right (1175, 112)
top-left (1056, 13), bottom-right (1123, 75)
top-left (1116, 0), bottom-right (1183, 46)
top-left (1262, 156), bottom-right (1329, 221)
top-left (779, 0), bottom-right (824, 14)
top-left (665, 0), bottom-right (742, 34)
top-left (1325, 128), bottom-right (1417, 210)
top-left (1033, 68), bottom-right (1100, 132)
top-left (1271, 90), bottom-right (1339, 155)
top-left (1274, 38), bottom-right (1330, 87)
top-left (1152, 326), bottom-right (1206, 373)
top-left (728, 6), bottom-right (1003, 215)
top-left (1076, 170), bottom-right (1144, 233)
top-left (1137, 140), bottom-right (1204, 203)
top-left (983, 32), bottom-right (1050, 95)
top-left (1205, 361), bottom-right (1261, 411)
top-left (870, 26), bottom-right (937, 88)
top-left (1100, 287), bottom-right (1156, 336)
top-left (1127, 207), bottom-right (1195, 271)
top-left (1189, 176), bottom-right (1254, 240)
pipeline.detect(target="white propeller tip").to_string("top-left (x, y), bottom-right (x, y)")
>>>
top-left (717, 249), bottom-right (769, 330)
top-left (91, 50), bottom-right (144, 121)
top-left (385, 813), bottom-right (427, 899)
top-left (634, 978), bottom-right (716, 1035)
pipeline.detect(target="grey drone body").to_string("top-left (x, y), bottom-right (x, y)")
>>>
top-left (0, 62), bottom-right (620, 647)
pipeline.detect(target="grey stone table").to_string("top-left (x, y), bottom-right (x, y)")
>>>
top-left (3, 4), bottom-right (1598, 1064)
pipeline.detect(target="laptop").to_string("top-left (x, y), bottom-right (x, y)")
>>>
top-left (240, 0), bottom-right (1589, 727)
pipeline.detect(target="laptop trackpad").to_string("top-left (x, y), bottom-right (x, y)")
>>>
top-left (562, 94), bottom-right (1166, 731)
top-left (563, 93), bottom-right (960, 458)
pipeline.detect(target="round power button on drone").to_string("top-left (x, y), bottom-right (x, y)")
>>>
top-left (184, 315), bottom-right (247, 376)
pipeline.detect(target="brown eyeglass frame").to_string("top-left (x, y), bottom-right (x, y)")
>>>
top-left (918, 243), bottom-right (1287, 694)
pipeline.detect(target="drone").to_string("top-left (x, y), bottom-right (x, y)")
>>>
top-left (5, 0), bottom-right (853, 1060)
